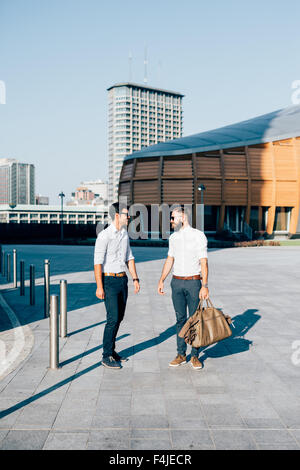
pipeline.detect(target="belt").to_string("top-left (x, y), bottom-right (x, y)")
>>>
top-left (103, 272), bottom-right (126, 277)
top-left (173, 275), bottom-right (202, 280)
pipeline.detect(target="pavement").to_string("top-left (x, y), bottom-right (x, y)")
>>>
top-left (0, 244), bottom-right (300, 450)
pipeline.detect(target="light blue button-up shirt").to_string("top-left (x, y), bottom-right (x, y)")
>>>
top-left (94, 223), bottom-right (134, 273)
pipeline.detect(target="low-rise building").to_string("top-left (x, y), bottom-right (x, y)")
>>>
top-left (35, 194), bottom-right (49, 205)
top-left (68, 180), bottom-right (108, 206)
top-left (0, 204), bottom-right (108, 225)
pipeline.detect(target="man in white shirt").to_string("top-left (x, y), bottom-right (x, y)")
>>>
top-left (158, 205), bottom-right (209, 370)
top-left (94, 202), bottom-right (140, 369)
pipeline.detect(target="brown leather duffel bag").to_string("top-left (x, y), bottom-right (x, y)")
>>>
top-left (179, 298), bottom-right (232, 348)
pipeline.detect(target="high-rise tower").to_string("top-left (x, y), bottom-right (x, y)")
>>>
top-left (0, 158), bottom-right (35, 205)
top-left (107, 83), bottom-right (184, 203)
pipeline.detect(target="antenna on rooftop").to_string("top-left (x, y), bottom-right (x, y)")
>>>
top-left (144, 46), bottom-right (148, 84)
top-left (129, 51), bottom-right (133, 82)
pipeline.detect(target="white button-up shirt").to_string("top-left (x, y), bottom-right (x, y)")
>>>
top-left (168, 225), bottom-right (208, 276)
top-left (94, 223), bottom-right (134, 273)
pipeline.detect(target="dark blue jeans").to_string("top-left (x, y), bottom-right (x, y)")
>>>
top-left (171, 277), bottom-right (202, 358)
top-left (102, 275), bottom-right (128, 358)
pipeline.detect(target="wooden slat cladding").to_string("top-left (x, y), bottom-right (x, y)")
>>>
top-left (196, 179), bottom-right (221, 204)
top-left (133, 180), bottom-right (159, 204)
top-left (276, 181), bottom-right (298, 206)
top-left (223, 154), bottom-right (247, 178)
top-left (273, 138), bottom-right (293, 146)
top-left (295, 139), bottom-right (300, 165)
top-left (119, 133), bottom-right (300, 234)
top-left (163, 158), bottom-right (193, 177)
top-left (251, 181), bottom-right (273, 205)
top-left (224, 180), bottom-right (247, 204)
top-left (248, 148), bottom-right (274, 179)
top-left (273, 145), bottom-right (297, 180)
top-left (196, 156), bottom-right (221, 178)
top-left (120, 162), bottom-right (133, 181)
top-left (119, 182), bottom-right (131, 199)
top-left (162, 179), bottom-right (193, 204)
top-left (135, 159), bottom-right (159, 179)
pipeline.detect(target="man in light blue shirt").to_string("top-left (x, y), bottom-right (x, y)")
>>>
top-left (94, 202), bottom-right (140, 369)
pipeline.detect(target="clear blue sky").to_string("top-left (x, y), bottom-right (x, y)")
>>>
top-left (0, 0), bottom-right (299, 203)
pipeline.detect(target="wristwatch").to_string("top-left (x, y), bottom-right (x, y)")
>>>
top-left (202, 283), bottom-right (208, 288)
top-left (133, 278), bottom-right (140, 282)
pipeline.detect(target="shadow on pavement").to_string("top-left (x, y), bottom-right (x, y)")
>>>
top-left (0, 333), bottom-right (128, 419)
top-left (0, 310), bottom-right (260, 419)
top-left (67, 320), bottom-right (106, 337)
top-left (200, 309), bottom-right (261, 363)
top-left (118, 324), bottom-right (177, 359)
top-left (0, 361), bottom-right (102, 419)
top-left (0, 245), bottom-right (168, 282)
top-left (0, 283), bottom-right (105, 333)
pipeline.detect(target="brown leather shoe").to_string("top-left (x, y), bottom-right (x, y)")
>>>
top-left (190, 356), bottom-right (203, 370)
top-left (169, 354), bottom-right (187, 367)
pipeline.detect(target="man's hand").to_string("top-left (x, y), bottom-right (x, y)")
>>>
top-left (199, 287), bottom-right (209, 300)
top-left (158, 280), bottom-right (165, 295)
top-left (133, 280), bottom-right (140, 294)
top-left (96, 287), bottom-right (105, 300)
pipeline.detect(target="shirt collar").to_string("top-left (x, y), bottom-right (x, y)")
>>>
top-left (110, 223), bottom-right (119, 233)
top-left (110, 223), bottom-right (126, 237)
top-left (180, 224), bottom-right (192, 232)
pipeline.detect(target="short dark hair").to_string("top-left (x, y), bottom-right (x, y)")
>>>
top-left (172, 204), bottom-right (192, 223)
top-left (172, 204), bottom-right (185, 214)
top-left (109, 202), bottom-right (129, 220)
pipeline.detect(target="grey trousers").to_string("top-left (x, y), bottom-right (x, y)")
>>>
top-left (171, 277), bottom-right (201, 357)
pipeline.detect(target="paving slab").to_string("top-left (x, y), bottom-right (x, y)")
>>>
top-left (43, 432), bottom-right (89, 450)
top-left (0, 245), bottom-right (300, 449)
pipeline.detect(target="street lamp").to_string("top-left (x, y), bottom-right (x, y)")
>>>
top-left (59, 191), bottom-right (65, 242)
top-left (197, 184), bottom-right (206, 231)
top-left (197, 184), bottom-right (206, 204)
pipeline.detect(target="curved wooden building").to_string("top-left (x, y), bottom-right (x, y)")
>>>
top-left (119, 105), bottom-right (300, 236)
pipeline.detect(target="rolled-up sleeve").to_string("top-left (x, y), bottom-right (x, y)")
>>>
top-left (94, 231), bottom-right (109, 265)
top-left (168, 234), bottom-right (175, 258)
top-left (198, 233), bottom-right (208, 259)
top-left (126, 235), bottom-right (134, 262)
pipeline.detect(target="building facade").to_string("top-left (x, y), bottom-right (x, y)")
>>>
top-left (68, 180), bottom-right (108, 206)
top-left (0, 204), bottom-right (108, 225)
top-left (35, 195), bottom-right (49, 205)
top-left (119, 104), bottom-right (300, 237)
top-left (77, 180), bottom-right (108, 201)
top-left (0, 158), bottom-right (35, 205)
top-left (107, 83), bottom-right (184, 203)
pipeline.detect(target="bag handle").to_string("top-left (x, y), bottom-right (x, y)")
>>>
top-left (197, 297), bottom-right (214, 311)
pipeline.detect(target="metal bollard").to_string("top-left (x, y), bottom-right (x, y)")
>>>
top-left (20, 260), bottom-right (25, 296)
top-left (13, 249), bottom-right (17, 288)
top-left (49, 295), bottom-right (59, 370)
top-left (60, 280), bottom-right (67, 338)
top-left (30, 265), bottom-right (35, 305)
top-left (44, 259), bottom-right (50, 318)
top-left (6, 253), bottom-right (11, 282)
